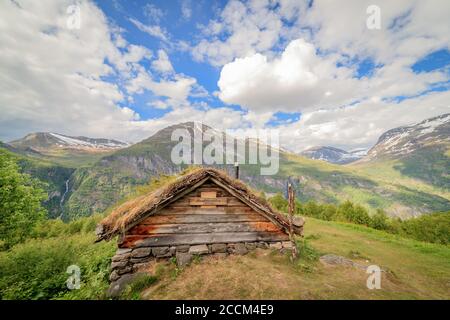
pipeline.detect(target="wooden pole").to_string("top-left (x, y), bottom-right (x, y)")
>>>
top-left (288, 183), bottom-right (298, 260)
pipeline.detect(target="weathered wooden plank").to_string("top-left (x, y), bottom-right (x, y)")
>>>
top-left (161, 207), bottom-right (254, 214)
top-left (189, 197), bottom-right (228, 206)
top-left (120, 231), bottom-right (290, 248)
top-left (158, 207), bottom-right (254, 215)
top-left (129, 221), bottom-right (280, 235)
top-left (140, 213), bottom-right (269, 225)
top-left (200, 191), bottom-right (217, 198)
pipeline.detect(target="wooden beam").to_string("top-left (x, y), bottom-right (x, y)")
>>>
top-left (129, 221), bottom-right (281, 235)
top-left (140, 213), bottom-right (269, 225)
top-left (120, 231), bottom-right (290, 248)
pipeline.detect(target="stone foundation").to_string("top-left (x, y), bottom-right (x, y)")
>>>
top-left (109, 241), bottom-right (294, 283)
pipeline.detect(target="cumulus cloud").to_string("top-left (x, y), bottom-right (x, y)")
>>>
top-left (218, 39), bottom-right (357, 112)
top-left (0, 0), bottom-right (227, 143)
top-left (192, 0), bottom-right (287, 66)
top-left (279, 89), bottom-right (450, 151)
top-left (151, 50), bottom-right (174, 74)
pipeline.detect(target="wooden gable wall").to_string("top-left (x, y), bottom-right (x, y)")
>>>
top-left (120, 180), bottom-right (289, 248)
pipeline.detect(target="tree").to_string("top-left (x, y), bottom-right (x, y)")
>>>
top-left (0, 149), bottom-right (47, 249)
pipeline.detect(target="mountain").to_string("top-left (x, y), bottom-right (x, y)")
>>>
top-left (300, 146), bottom-right (366, 164)
top-left (364, 113), bottom-right (450, 161)
top-left (9, 132), bottom-right (129, 152)
top-left (354, 113), bottom-right (450, 191)
top-left (3, 116), bottom-right (449, 220)
top-left (62, 121), bottom-right (449, 220)
top-left (8, 132), bottom-right (129, 167)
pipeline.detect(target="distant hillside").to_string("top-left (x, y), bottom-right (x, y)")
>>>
top-left (300, 146), bottom-right (366, 164)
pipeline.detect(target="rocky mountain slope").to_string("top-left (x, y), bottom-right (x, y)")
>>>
top-left (300, 146), bottom-right (366, 164)
top-left (363, 113), bottom-right (450, 161)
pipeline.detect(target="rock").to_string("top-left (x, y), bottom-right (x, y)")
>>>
top-left (107, 273), bottom-right (143, 298)
top-left (245, 242), bottom-right (256, 250)
top-left (257, 242), bottom-right (269, 249)
top-left (176, 252), bottom-right (193, 267)
top-left (269, 242), bottom-right (282, 250)
top-left (169, 246), bottom-right (177, 255)
top-left (132, 262), bottom-right (153, 272)
top-left (152, 246), bottom-right (171, 257)
top-left (131, 247), bottom-right (152, 258)
top-left (176, 245), bottom-right (190, 253)
top-left (189, 244), bottom-right (209, 255)
top-left (282, 241), bottom-right (293, 248)
top-left (111, 260), bottom-right (128, 270)
top-left (130, 256), bottom-right (153, 264)
top-left (116, 248), bottom-right (132, 255)
top-left (109, 270), bottom-right (120, 282)
top-left (211, 243), bottom-right (227, 253)
top-left (319, 254), bottom-right (367, 270)
top-left (228, 243), bottom-right (248, 255)
top-left (112, 253), bottom-right (131, 262)
top-left (293, 216), bottom-right (305, 227)
top-left (117, 266), bottom-right (132, 275)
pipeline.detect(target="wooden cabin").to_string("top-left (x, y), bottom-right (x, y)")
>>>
top-left (96, 168), bottom-right (304, 283)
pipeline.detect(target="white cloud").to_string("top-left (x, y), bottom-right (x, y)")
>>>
top-left (143, 3), bottom-right (165, 23)
top-left (278, 90), bottom-right (450, 151)
top-left (0, 0), bottom-right (225, 143)
top-left (192, 0), bottom-right (285, 66)
top-left (151, 50), bottom-right (174, 74)
top-left (218, 38), bottom-right (448, 114)
top-left (181, 0), bottom-right (192, 20)
top-left (130, 18), bottom-right (169, 42)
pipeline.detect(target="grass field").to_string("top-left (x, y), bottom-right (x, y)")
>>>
top-left (136, 218), bottom-right (450, 300)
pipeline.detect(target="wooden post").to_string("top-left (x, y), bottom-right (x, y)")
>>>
top-left (288, 183), bottom-right (298, 260)
top-left (234, 162), bottom-right (239, 179)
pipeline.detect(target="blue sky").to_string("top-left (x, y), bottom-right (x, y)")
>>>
top-left (0, 0), bottom-right (449, 150)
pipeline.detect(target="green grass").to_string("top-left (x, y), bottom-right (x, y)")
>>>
top-left (139, 217), bottom-right (450, 300)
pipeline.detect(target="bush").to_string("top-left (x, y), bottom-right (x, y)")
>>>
top-left (268, 193), bottom-right (288, 212)
top-left (0, 220), bottom-right (115, 300)
top-left (369, 209), bottom-right (390, 231)
top-left (399, 212), bottom-right (450, 245)
top-left (268, 195), bottom-right (449, 245)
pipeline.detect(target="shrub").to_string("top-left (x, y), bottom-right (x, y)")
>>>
top-left (268, 192), bottom-right (288, 212)
top-left (0, 232), bottom-right (115, 300)
top-left (369, 209), bottom-right (390, 231)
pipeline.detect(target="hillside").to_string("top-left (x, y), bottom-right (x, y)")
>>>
top-left (1, 214), bottom-right (448, 300)
top-left (139, 218), bottom-right (450, 299)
